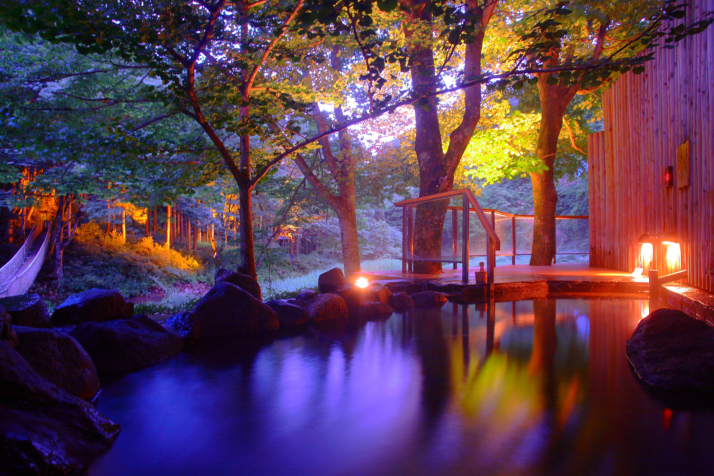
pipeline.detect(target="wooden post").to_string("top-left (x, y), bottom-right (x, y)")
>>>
top-left (511, 216), bottom-right (516, 265)
top-left (462, 193), bottom-right (469, 283)
top-left (649, 269), bottom-right (658, 296)
top-left (491, 210), bottom-right (496, 269)
top-left (407, 206), bottom-right (413, 273)
top-left (121, 209), bottom-right (126, 242)
top-left (145, 209), bottom-right (149, 236)
top-left (402, 206), bottom-right (407, 274)
top-left (452, 208), bottom-right (458, 269)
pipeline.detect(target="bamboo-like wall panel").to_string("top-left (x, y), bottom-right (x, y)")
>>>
top-left (589, 0), bottom-right (714, 293)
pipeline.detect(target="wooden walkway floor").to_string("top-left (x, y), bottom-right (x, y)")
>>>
top-left (360, 263), bottom-right (641, 285)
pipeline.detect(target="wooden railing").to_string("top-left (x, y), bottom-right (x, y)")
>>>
top-left (394, 189), bottom-right (589, 289)
top-left (394, 189), bottom-right (500, 290)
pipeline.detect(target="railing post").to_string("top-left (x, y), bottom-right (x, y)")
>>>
top-left (452, 208), bottom-right (458, 270)
top-left (511, 216), bottom-right (516, 265)
top-left (402, 206), bottom-right (407, 274)
top-left (462, 193), bottom-right (469, 283)
top-left (491, 211), bottom-right (496, 268)
top-left (649, 269), bottom-right (659, 296)
top-left (488, 239), bottom-right (495, 295)
top-left (407, 206), bottom-right (413, 273)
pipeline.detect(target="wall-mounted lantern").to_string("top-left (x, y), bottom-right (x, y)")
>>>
top-left (649, 231), bottom-right (687, 295)
top-left (637, 233), bottom-right (654, 275)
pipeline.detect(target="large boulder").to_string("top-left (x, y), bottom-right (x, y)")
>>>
top-left (388, 292), bottom-right (415, 312)
top-left (214, 268), bottom-right (262, 301)
top-left (163, 311), bottom-right (200, 346)
top-left (318, 268), bottom-right (346, 294)
top-left (14, 326), bottom-right (100, 401)
top-left (192, 282), bottom-right (279, 338)
top-left (410, 291), bottom-right (448, 308)
top-left (307, 293), bottom-right (349, 322)
top-left (366, 283), bottom-right (392, 305)
top-left (0, 294), bottom-right (51, 328)
top-left (1, 305), bottom-right (18, 348)
top-left (266, 300), bottom-right (309, 329)
top-left (0, 340), bottom-right (120, 475)
top-left (69, 315), bottom-right (183, 378)
top-left (627, 309), bottom-right (714, 393)
top-left (51, 288), bottom-right (134, 326)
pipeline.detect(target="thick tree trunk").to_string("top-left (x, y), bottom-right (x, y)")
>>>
top-left (530, 73), bottom-right (577, 266)
top-left (238, 183), bottom-right (257, 279)
top-left (403, 0), bottom-right (495, 274)
top-left (335, 203), bottom-right (361, 276)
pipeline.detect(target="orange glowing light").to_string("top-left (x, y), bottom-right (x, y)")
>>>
top-left (666, 243), bottom-right (681, 266)
top-left (355, 277), bottom-right (369, 288)
top-left (640, 243), bottom-right (653, 266)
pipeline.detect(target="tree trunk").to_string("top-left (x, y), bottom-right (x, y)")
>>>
top-left (53, 219), bottom-right (63, 282)
top-left (335, 203), bottom-right (361, 276)
top-left (403, 0), bottom-right (495, 274)
top-left (238, 183), bottom-right (257, 279)
top-left (165, 205), bottom-right (172, 248)
top-left (530, 73), bottom-right (577, 266)
top-left (121, 209), bottom-right (126, 242)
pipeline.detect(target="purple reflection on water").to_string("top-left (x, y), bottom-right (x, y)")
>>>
top-left (89, 299), bottom-right (714, 476)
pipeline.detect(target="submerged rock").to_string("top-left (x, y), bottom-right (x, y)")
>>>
top-left (0, 341), bottom-right (120, 475)
top-left (307, 293), bottom-right (349, 322)
top-left (192, 282), bottom-right (279, 338)
top-left (388, 292), bottom-right (415, 312)
top-left (215, 268), bottom-right (262, 301)
top-left (0, 294), bottom-right (52, 328)
top-left (266, 300), bottom-right (309, 329)
top-left (69, 315), bottom-right (182, 378)
top-left (318, 268), bottom-right (346, 294)
top-left (14, 326), bottom-right (100, 401)
top-left (626, 308), bottom-right (714, 393)
top-left (410, 291), bottom-right (448, 308)
top-left (51, 288), bottom-right (134, 326)
top-left (164, 311), bottom-right (200, 346)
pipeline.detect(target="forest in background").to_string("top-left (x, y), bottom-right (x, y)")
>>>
top-left (1, 0), bottom-right (706, 312)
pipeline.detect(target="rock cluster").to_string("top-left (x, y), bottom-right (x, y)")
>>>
top-left (0, 294), bottom-right (52, 328)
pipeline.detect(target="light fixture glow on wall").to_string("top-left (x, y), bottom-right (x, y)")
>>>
top-left (637, 233), bottom-right (654, 272)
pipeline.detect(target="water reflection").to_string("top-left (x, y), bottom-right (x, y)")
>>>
top-left (90, 299), bottom-right (714, 476)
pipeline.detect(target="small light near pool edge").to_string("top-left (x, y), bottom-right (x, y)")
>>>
top-left (355, 277), bottom-right (369, 288)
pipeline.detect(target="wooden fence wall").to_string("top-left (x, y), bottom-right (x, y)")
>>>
top-left (588, 0), bottom-right (714, 293)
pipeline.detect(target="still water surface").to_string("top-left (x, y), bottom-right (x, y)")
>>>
top-left (89, 299), bottom-right (714, 476)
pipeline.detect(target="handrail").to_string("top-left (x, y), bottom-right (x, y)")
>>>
top-left (0, 220), bottom-right (40, 284)
top-left (395, 188), bottom-right (500, 289)
top-left (394, 189), bottom-right (501, 247)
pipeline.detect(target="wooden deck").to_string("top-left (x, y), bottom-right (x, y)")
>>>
top-left (360, 263), bottom-right (641, 285)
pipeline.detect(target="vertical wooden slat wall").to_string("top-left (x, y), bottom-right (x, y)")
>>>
top-left (588, 0), bottom-right (714, 293)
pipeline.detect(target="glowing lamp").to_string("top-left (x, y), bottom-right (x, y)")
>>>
top-left (661, 232), bottom-right (678, 245)
top-left (637, 233), bottom-right (653, 244)
top-left (355, 277), bottom-right (369, 289)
